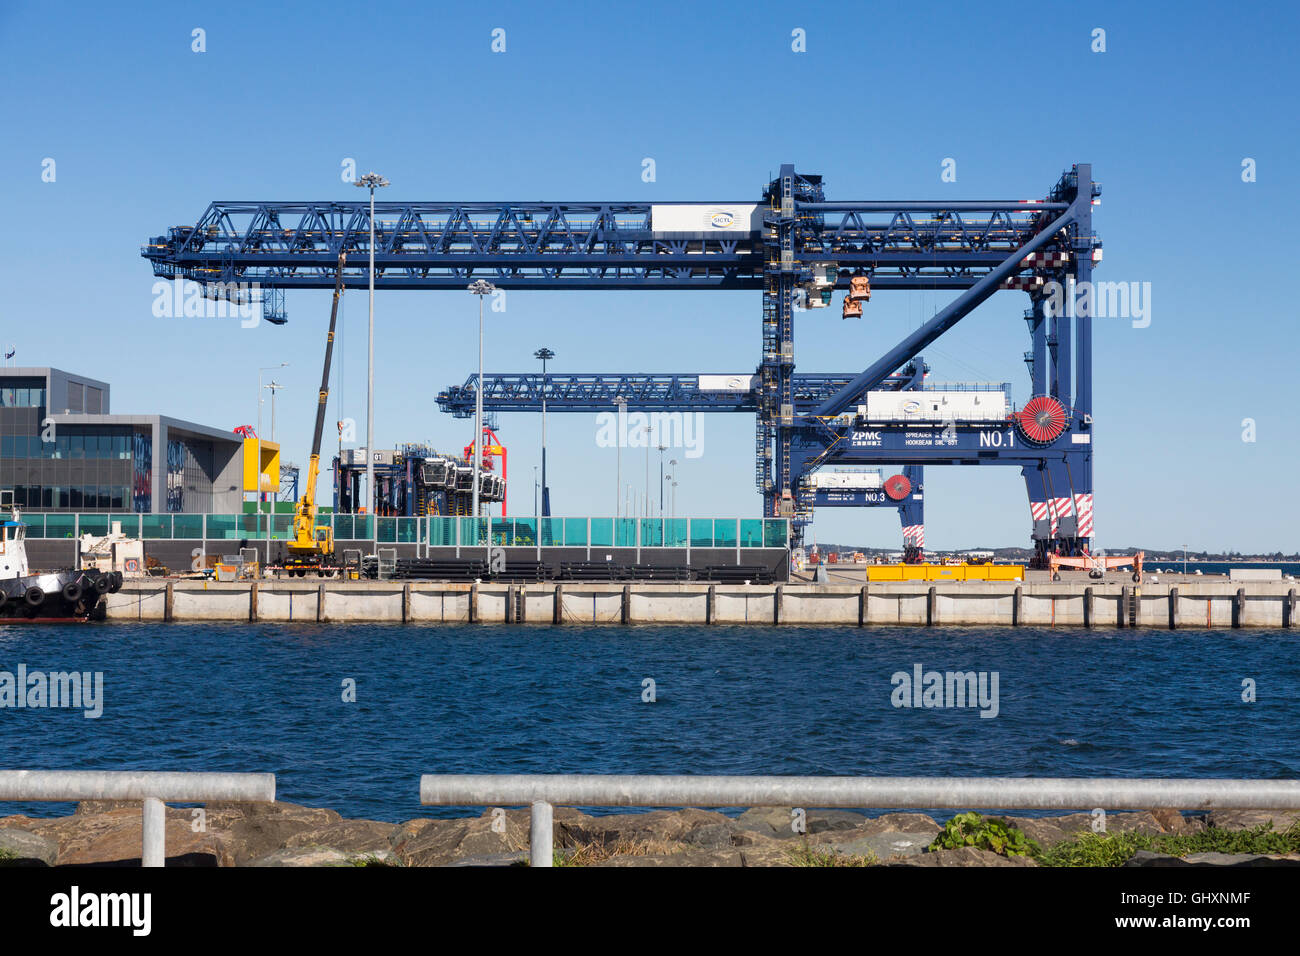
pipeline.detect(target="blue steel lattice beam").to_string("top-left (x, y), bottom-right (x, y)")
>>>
top-left (141, 201), bottom-right (1058, 292)
top-left (436, 367), bottom-right (923, 418)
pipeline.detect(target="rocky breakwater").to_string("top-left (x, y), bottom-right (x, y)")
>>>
top-left (1, 802), bottom-right (1298, 867)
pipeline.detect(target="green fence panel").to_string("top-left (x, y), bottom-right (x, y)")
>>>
top-left (492, 518), bottom-right (514, 546)
top-left (764, 519), bottom-right (789, 548)
top-left (377, 517), bottom-right (397, 544)
top-left (111, 514), bottom-right (141, 538)
top-left (614, 518), bottom-right (637, 547)
top-left (174, 514), bottom-right (204, 539)
top-left (689, 518), bottom-right (713, 548)
top-left (563, 518), bottom-right (587, 547)
top-left (640, 518), bottom-right (663, 547)
top-left (141, 515), bottom-right (172, 540)
top-left (44, 514), bottom-right (76, 539)
top-left (513, 517), bottom-right (537, 546)
top-left (540, 518), bottom-right (561, 547)
top-left (739, 518), bottom-right (764, 548)
top-left (664, 518), bottom-right (688, 547)
top-left (589, 518), bottom-right (613, 548)
top-left (428, 517), bottom-right (456, 547)
top-left (459, 517), bottom-right (487, 547)
top-left (76, 514), bottom-right (109, 536)
top-left (206, 514), bottom-right (238, 539)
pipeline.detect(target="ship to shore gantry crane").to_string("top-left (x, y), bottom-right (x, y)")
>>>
top-left (142, 163), bottom-right (1101, 561)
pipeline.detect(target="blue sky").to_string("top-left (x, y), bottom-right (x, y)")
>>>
top-left (1, 0), bottom-right (1296, 551)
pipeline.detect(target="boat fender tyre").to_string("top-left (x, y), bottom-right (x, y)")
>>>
top-left (24, 586), bottom-right (44, 607)
top-left (62, 581), bottom-right (83, 603)
top-left (110, 572), bottom-right (123, 593)
top-left (0, 590), bottom-right (7, 608)
top-left (1132, 572), bottom-right (1141, 583)
top-left (93, 575), bottom-right (110, 595)
top-left (1052, 572), bottom-right (1061, 582)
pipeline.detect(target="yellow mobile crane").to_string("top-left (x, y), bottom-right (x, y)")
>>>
top-left (283, 252), bottom-right (347, 577)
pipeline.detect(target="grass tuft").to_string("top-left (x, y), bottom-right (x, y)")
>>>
top-left (551, 839), bottom-right (680, 867)
top-left (786, 842), bottom-right (878, 867)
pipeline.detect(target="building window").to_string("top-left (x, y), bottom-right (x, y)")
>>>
top-left (133, 431), bottom-right (152, 512)
top-left (0, 380), bottom-right (45, 408)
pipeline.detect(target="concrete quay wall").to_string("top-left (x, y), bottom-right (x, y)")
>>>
top-left (103, 579), bottom-right (1300, 628)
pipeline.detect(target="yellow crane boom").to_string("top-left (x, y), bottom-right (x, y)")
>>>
top-left (286, 252), bottom-right (347, 566)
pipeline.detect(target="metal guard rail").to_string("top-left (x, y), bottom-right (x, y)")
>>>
top-left (419, 774), bottom-right (1300, 868)
top-left (0, 771), bottom-right (275, 867)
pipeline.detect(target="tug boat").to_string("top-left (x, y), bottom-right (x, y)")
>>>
top-left (0, 509), bottom-right (122, 622)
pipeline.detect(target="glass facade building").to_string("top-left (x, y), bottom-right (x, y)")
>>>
top-left (0, 368), bottom-right (242, 513)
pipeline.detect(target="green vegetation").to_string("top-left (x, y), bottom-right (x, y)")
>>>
top-left (930, 812), bottom-right (1040, 858)
top-left (1035, 831), bottom-right (1155, 867)
top-left (1037, 820), bottom-right (1300, 867)
top-left (786, 842), bottom-right (878, 867)
top-left (0, 848), bottom-right (16, 867)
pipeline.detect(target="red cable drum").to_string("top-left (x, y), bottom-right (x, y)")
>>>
top-left (883, 474), bottom-right (912, 501)
top-left (1015, 395), bottom-right (1067, 444)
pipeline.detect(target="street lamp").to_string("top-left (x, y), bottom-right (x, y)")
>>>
top-left (642, 424), bottom-right (652, 517)
top-left (535, 347), bottom-right (554, 517)
top-left (669, 458), bottom-right (678, 516)
top-left (614, 395), bottom-right (627, 519)
top-left (469, 280), bottom-right (496, 535)
top-left (657, 443), bottom-right (667, 516)
top-left (264, 381), bottom-right (286, 442)
top-left (354, 171), bottom-right (389, 515)
top-left (257, 362), bottom-right (288, 502)
top-left (1183, 543), bottom-right (1188, 575)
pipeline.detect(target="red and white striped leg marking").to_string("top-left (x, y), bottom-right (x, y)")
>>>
top-left (1073, 492), bottom-right (1094, 539)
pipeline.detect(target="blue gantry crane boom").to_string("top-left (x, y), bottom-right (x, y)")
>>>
top-left (434, 368), bottom-right (921, 416)
top-left (142, 163), bottom-right (1100, 559)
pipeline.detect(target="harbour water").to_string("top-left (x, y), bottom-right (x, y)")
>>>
top-left (1, 623), bottom-right (1297, 822)
top-left (1144, 561), bottom-right (1300, 576)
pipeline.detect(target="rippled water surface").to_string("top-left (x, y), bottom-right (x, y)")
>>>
top-left (1, 623), bottom-right (1297, 821)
